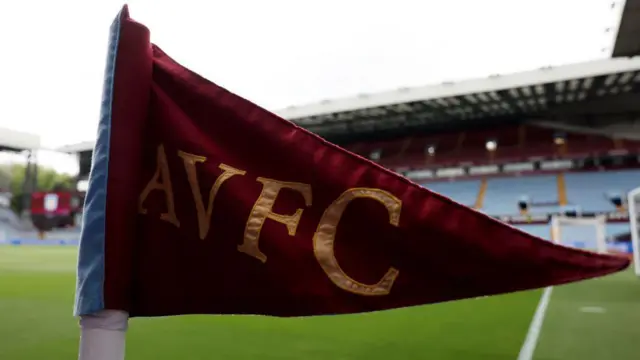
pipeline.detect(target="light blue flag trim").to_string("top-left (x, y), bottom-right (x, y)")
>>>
top-left (73, 9), bottom-right (123, 316)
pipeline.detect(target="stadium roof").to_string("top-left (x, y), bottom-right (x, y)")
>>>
top-left (58, 57), bottom-right (640, 153)
top-left (276, 57), bottom-right (640, 136)
top-left (57, 141), bottom-right (94, 154)
top-left (612, 0), bottom-right (640, 57)
top-left (0, 127), bottom-right (40, 152)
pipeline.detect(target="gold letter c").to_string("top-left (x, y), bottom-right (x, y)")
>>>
top-left (313, 188), bottom-right (401, 296)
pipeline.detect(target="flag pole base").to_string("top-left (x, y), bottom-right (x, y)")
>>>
top-left (78, 310), bottom-right (129, 360)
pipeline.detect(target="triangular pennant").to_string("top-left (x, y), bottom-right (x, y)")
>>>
top-left (75, 6), bottom-right (629, 317)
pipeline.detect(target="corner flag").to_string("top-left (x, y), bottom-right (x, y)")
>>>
top-left (75, 5), bottom-right (628, 320)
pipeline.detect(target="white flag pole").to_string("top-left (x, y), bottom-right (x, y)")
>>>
top-left (78, 310), bottom-right (129, 360)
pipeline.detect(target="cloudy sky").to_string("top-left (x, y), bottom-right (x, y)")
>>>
top-left (0, 0), bottom-right (625, 173)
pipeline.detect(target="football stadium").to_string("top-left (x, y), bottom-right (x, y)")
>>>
top-left (3, 2), bottom-right (640, 360)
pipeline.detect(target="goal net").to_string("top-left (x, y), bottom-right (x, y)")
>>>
top-left (550, 215), bottom-right (607, 254)
top-left (628, 187), bottom-right (640, 276)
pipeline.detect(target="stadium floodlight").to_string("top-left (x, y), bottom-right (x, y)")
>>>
top-left (628, 186), bottom-right (640, 277)
top-left (553, 132), bottom-right (566, 145)
top-left (550, 215), bottom-right (607, 254)
top-left (369, 149), bottom-right (382, 161)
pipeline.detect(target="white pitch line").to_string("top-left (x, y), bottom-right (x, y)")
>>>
top-left (517, 287), bottom-right (553, 360)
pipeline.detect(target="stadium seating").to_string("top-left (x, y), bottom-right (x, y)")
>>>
top-left (517, 223), bottom-right (629, 247)
top-left (517, 224), bottom-right (551, 239)
top-left (419, 169), bottom-right (640, 217)
top-left (565, 170), bottom-right (640, 212)
top-left (482, 175), bottom-right (559, 215)
top-left (606, 223), bottom-right (632, 240)
top-left (422, 180), bottom-right (481, 208)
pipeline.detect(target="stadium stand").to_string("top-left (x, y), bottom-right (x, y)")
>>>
top-left (421, 168), bottom-right (639, 218)
top-left (482, 175), bottom-right (559, 215)
top-left (422, 180), bottom-right (481, 208)
top-left (517, 224), bottom-right (550, 239)
top-left (0, 127), bottom-right (43, 242)
top-left (345, 124), bottom-right (640, 170)
top-left (57, 48), bottom-right (640, 258)
top-left (565, 169), bottom-right (640, 212)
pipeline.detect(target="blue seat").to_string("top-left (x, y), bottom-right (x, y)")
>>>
top-left (483, 175), bottom-right (558, 215)
top-left (565, 170), bottom-right (640, 212)
top-left (606, 223), bottom-right (632, 240)
top-left (517, 223), bottom-right (632, 244)
top-left (516, 224), bottom-right (550, 240)
top-left (422, 180), bottom-right (480, 208)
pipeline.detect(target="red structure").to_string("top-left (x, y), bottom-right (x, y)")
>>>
top-left (344, 125), bottom-right (640, 170)
top-left (30, 191), bottom-right (84, 231)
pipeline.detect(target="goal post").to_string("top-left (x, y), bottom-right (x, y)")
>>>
top-left (550, 215), bottom-right (607, 254)
top-left (628, 186), bottom-right (640, 277)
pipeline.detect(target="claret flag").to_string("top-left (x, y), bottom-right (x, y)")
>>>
top-left (74, 6), bottom-right (629, 319)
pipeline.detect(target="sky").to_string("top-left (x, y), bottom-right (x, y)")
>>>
top-left (0, 0), bottom-right (626, 175)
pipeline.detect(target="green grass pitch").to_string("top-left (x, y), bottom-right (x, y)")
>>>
top-left (1, 246), bottom-right (639, 359)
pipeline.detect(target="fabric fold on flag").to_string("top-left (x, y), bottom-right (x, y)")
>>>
top-left (75, 5), bottom-right (629, 318)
